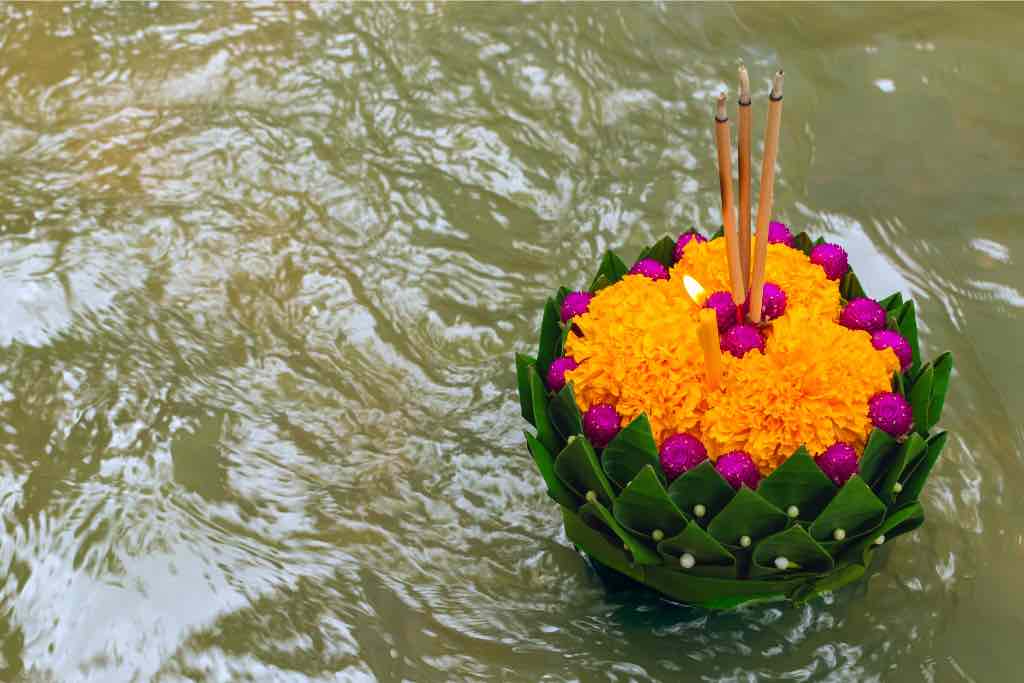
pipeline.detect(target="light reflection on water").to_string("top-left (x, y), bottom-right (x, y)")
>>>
top-left (1, 2), bottom-right (1022, 681)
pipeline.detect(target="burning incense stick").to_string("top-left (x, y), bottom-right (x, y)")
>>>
top-left (747, 70), bottom-right (784, 324)
top-left (714, 92), bottom-right (745, 305)
top-left (737, 65), bottom-right (753, 293)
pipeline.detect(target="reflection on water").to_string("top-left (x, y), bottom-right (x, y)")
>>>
top-left (1, 2), bottom-right (1023, 681)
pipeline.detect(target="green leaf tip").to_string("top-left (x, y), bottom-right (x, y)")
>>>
top-left (601, 413), bottom-right (661, 489)
top-left (554, 434), bottom-right (616, 508)
top-left (589, 251), bottom-right (629, 292)
top-left (757, 446), bottom-right (837, 521)
top-left (612, 464), bottom-right (688, 540)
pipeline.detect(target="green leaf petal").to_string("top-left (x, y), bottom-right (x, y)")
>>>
top-left (554, 435), bottom-right (616, 507)
top-left (515, 353), bottom-right (536, 425)
top-left (536, 298), bottom-right (562, 377)
top-left (892, 370), bottom-right (906, 396)
top-left (808, 475), bottom-right (887, 543)
top-left (666, 460), bottom-right (735, 524)
top-left (751, 525), bottom-right (835, 576)
top-left (657, 521), bottom-right (737, 577)
top-left (757, 447), bottom-right (838, 521)
top-left (636, 235), bottom-right (677, 268)
top-left (561, 506), bottom-right (644, 582)
top-left (876, 433), bottom-right (925, 504)
top-left (529, 366), bottom-right (561, 454)
top-left (840, 501), bottom-right (925, 565)
top-left (601, 414), bottom-right (662, 488)
top-left (524, 432), bottom-right (578, 509)
top-left (880, 502), bottom-right (926, 541)
top-left (707, 486), bottom-right (789, 548)
top-left (710, 226), bottom-right (725, 240)
top-left (897, 300), bottom-right (921, 375)
top-left (589, 251), bottom-right (629, 292)
top-left (840, 271), bottom-right (866, 302)
top-left (612, 465), bottom-right (688, 539)
top-left (859, 429), bottom-right (898, 485)
top-left (896, 431), bottom-right (948, 506)
top-left (908, 364), bottom-right (934, 436)
top-left (556, 323), bottom-right (573, 359)
top-left (548, 382), bottom-right (583, 441)
top-left (580, 500), bottom-right (661, 565)
top-left (792, 232), bottom-right (814, 256)
top-left (878, 292), bottom-right (904, 312)
top-left (928, 352), bottom-right (953, 431)
top-left (791, 562), bottom-right (866, 605)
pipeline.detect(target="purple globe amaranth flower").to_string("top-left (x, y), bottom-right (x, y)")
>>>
top-left (715, 451), bottom-right (762, 490)
top-left (810, 242), bottom-right (849, 280)
top-left (545, 356), bottom-right (578, 392)
top-left (673, 231), bottom-right (707, 262)
top-left (583, 403), bottom-right (621, 448)
top-left (768, 221), bottom-right (795, 247)
top-left (704, 291), bottom-right (737, 332)
top-left (721, 324), bottom-right (765, 358)
top-left (816, 442), bottom-right (859, 487)
top-left (871, 329), bottom-right (913, 372)
top-left (840, 297), bottom-right (886, 333)
top-left (744, 282), bottom-right (787, 321)
top-left (629, 258), bottom-right (670, 281)
top-left (659, 434), bottom-right (708, 482)
top-left (868, 392), bottom-right (913, 437)
top-left (560, 291), bottom-right (593, 323)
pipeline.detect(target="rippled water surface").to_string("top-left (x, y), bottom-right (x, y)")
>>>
top-left (2, 3), bottom-right (1023, 681)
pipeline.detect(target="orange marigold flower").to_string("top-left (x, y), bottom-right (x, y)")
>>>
top-left (564, 238), bottom-right (900, 475)
top-left (672, 238), bottom-right (841, 323)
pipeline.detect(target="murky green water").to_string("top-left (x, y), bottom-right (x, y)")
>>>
top-left (1, 2), bottom-right (1022, 681)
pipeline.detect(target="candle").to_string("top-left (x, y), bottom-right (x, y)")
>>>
top-left (714, 93), bottom-right (746, 306)
top-left (737, 65), bottom-right (753, 293)
top-left (748, 70), bottom-right (784, 324)
top-left (698, 309), bottom-right (723, 389)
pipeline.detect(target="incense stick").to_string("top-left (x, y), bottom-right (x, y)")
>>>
top-left (747, 70), bottom-right (784, 324)
top-left (714, 92), bottom-right (745, 305)
top-left (737, 65), bottom-right (752, 294)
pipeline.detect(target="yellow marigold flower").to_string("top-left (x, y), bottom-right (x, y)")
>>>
top-left (565, 238), bottom-right (900, 475)
top-left (672, 238), bottom-right (841, 323)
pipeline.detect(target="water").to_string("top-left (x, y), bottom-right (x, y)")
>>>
top-left (1, 3), bottom-right (1022, 681)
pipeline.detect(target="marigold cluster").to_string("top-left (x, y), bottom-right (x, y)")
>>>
top-left (564, 237), bottom-right (899, 474)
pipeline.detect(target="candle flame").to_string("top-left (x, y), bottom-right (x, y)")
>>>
top-left (683, 275), bottom-right (706, 306)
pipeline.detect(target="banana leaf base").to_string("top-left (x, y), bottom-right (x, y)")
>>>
top-left (563, 506), bottom-right (910, 610)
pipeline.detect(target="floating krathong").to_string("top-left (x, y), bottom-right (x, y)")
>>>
top-left (515, 68), bottom-right (953, 609)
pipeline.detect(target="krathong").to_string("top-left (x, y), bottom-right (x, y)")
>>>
top-left (515, 68), bottom-right (953, 609)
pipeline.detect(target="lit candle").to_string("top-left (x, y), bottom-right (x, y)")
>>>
top-left (683, 275), bottom-right (723, 388)
top-left (698, 309), bottom-right (723, 389)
